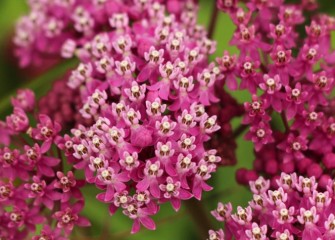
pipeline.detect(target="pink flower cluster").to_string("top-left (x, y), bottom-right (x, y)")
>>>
top-left (38, 76), bottom-right (93, 128)
top-left (14, 0), bottom-right (197, 67)
top-left (216, 0), bottom-right (335, 185)
top-left (210, 173), bottom-right (335, 240)
top-left (54, 0), bottom-right (228, 233)
top-left (0, 90), bottom-right (89, 240)
top-left (206, 91), bottom-right (244, 166)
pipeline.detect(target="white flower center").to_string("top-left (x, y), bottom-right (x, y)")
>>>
top-left (152, 50), bottom-right (159, 57)
top-left (256, 129), bottom-right (265, 138)
top-left (280, 208), bottom-right (288, 216)
top-left (161, 144), bottom-right (170, 152)
top-left (292, 89), bottom-right (300, 97)
top-left (200, 165), bottom-right (208, 172)
top-left (120, 196), bottom-right (128, 204)
top-left (208, 155), bottom-right (216, 163)
top-left (101, 170), bottom-right (110, 178)
top-left (252, 227), bottom-right (261, 235)
top-left (278, 51), bottom-right (285, 58)
top-left (183, 157), bottom-right (191, 164)
top-left (162, 121), bottom-right (170, 129)
top-left (292, 142), bottom-right (301, 151)
top-left (183, 138), bottom-right (192, 145)
top-left (244, 62), bottom-right (252, 70)
top-left (60, 177), bottom-right (69, 185)
top-left (178, 61), bottom-right (186, 69)
top-left (252, 102), bottom-right (260, 109)
top-left (166, 183), bottom-right (175, 192)
top-left (279, 233), bottom-right (288, 240)
top-left (266, 78), bottom-right (275, 86)
top-left (137, 194), bottom-right (145, 201)
top-left (125, 156), bottom-right (134, 164)
top-left (94, 157), bottom-right (102, 164)
top-left (131, 85), bottom-right (139, 92)
top-left (151, 102), bottom-right (159, 108)
top-left (309, 112), bottom-right (318, 120)
top-left (309, 48), bottom-right (317, 56)
top-left (150, 164), bottom-right (158, 172)
top-left (62, 214), bottom-right (71, 223)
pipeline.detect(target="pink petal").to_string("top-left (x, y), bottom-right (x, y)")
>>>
top-left (170, 198), bottom-right (181, 211)
top-left (77, 217), bottom-right (91, 227)
top-left (137, 66), bottom-right (152, 82)
top-left (38, 165), bottom-right (55, 177)
top-left (165, 162), bottom-right (177, 176)
top-left (131, 219), bottom-right (141, 234)
top-left (43, 198), bottom-right (54, 210)
top-left (140, 217), bottom-right (156, 230)
top-left (114, 182), bottom-right (126, 193)
top-left (43, 156), bottom-right (61, 167)
top-left (74, 160), bottom-right (87, 169)
top-left (72, 201), bottom-right (84, 213)
top-left (192, 181), bottom-right (202, 200)
top-left (226, 74), bottom-right (238, 90)
top-left (136, 178), bottom-right (150, 191)
top-left (201, 181), bottom-right (213, 192)
top-left (178, 189), bottom-right (193, 200)
top-left (109, 204), bottom-right (118, 216)
top-left (96, 192), bottom-right (107, 202)
top-left (117, 171), bottom-right (130, 182)
top-left (286, 105), bottom-right (297, 120)
top-left (41, 140), bottom-right (52, 153)
top-left (150, 181), bottom-right (160, 198)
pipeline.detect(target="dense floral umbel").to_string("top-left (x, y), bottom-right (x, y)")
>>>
top-left (210, 173), bottom-right (335, 240)
top-left (216, 0), bottom-right (335, 186)
top-left (51, 0), bottom-right (235, 234)
top-left (0, 90), bottom-right (89, 239)
top-left (14, 0), bottom-right (199, 67)
top-left (39, 76), bottom-right (93, 128)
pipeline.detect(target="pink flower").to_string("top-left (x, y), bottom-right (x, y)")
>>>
top-left (54, 171), bottom-right (84, 202)
top-left (24, 176), bottom-right (60, 209)
top-left (31, 114), bottom-right (61, 151)
top-left (96, 167), bottom-right (129, 202)
top-left (53, 201), bottom-right (90, 235)
top-left (21, 143), bottom-right (60, 177)
top-left (6, 107), bottom-right (29, 133)
top-left (211, 174), bottom-right (335, 239)
top-left (11, 89), bottom-right (35, 112)
top-left (123, 202), bottom-right (156, 234)
top-left (137, 161), bottom-right (163, 198)
top-left (245, 222), bottom-right (267, 240)
top-left (159, 177), bottom-right (192, 211)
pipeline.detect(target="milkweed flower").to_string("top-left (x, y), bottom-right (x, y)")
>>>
top-left (210, 173), bottom-right (335, 240)
top-left (216, 0), bottom-right (335, 185)
top-left (0, 89), bottom-right (89, 240)
top-left (54, 0), bottom-right (230, 233)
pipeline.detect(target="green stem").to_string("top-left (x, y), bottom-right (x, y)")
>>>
top-left (281, 112), bottom-right (289, 133)
top-left (207, 0), bottom-right (219, 39)
top-left (185, 198), bottom-right (213, 239)
top-left (233, 124), bottom-right (248, 139)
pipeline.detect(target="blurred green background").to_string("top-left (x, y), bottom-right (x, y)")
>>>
top-left (2, 0), bottom-right (317, 239)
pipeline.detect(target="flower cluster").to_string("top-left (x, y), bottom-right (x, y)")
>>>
top-left (53, 0), bottom-right (233, 233)
top-left (39, 76), bottom-right (93, 128)
top-left (216, 0), bottom-right (335, 185)
top-left (206, 90), bottom-right (244, 166)
top-left (14, 0), bottom-right (197, 67)
top-left (210, 173), bottom-right (335, 240)
top-left (0, 89), bottom-right (89, 240)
